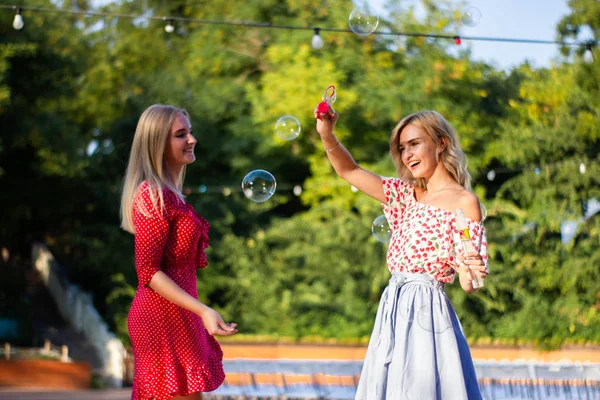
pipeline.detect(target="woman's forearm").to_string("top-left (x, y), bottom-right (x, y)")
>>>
top-left (148, 271), bottom-right (208, 316)
top-left (321, 133), bottom-right (360, 179)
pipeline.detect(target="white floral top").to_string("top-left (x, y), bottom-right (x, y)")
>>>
top-left (382, 177), bottom-right (489, 283)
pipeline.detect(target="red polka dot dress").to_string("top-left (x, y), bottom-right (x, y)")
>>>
top-left (128, 182), bottom-right (225, 400)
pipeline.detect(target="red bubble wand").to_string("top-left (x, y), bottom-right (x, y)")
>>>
top-left (316, 85), bottom-right (336, 120)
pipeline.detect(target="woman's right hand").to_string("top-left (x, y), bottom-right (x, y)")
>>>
top-left (314, 104), bottom-right (339, 138)
top-left (199, 305), bottom-right (238, 336)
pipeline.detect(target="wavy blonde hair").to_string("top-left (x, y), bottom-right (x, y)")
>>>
top-left (389, 110), bottom-right (471, 190)
top-left (120, 104), bottom-right (189, 234)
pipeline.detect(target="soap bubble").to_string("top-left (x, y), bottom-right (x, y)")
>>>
top-left (242, 169), bottom-right (277, 202)
top-left (276, 115), bottom-right (301, 141)
top-left (349, 6), bottom-right (379, 37)
top-left (414, 301), bottom-right (452, 334)
top-left (462, 6), bottom-right (482, 27)
top-left (371, 214), bottom-right (391, 243)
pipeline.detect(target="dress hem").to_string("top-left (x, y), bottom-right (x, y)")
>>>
top-left (131, 361), bottom-right (225, 400)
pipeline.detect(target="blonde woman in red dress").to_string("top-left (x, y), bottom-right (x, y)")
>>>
top-left (121, 104), bottom-right (238, 400)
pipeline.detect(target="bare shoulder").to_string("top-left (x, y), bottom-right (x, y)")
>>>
top-left (457, 190), bottom-right (482, 221)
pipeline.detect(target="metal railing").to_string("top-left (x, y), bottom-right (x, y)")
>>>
top-left (200, 358), bottom-right (600, 400)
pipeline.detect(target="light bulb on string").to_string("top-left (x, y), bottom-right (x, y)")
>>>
top-left (584, 42), bottom-right (594, 64)
top-left (579, 163), bottom-right (586, 174)
top-left (164, 19), bottom-right (175, 33)
top-left (311, 28), bottom-right (324, 50)
top-left (13, 8), bottom-right (24, 30)
top-left (486, 170), bottom-right (496, 181)
top-left (454, 36), bottom-right (461, 45)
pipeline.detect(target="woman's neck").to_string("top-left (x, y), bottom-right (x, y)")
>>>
top-left (424, 169), bottom-right (455, 192)
top-left (164, 166), bottom-right (182, 188)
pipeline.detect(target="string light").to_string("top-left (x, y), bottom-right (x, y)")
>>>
top-left (164, 19), bottom-right (174, 33)
top-left (484, 158), bottom-right (598, 181)
top-left (187, 159), bottom-right (597, 196)
top-left (583, 41), bottom-right (595, 64)
top-left (175, 157), bottom-right (600, 197)
top-left (12, 7), bottom-right (23, 30)
top-left (0, 4), bottom-right (593, 53)
top-left (187, 182), bottom-right (309, 196)
top-left (311, 28), bottom-right (324, 50)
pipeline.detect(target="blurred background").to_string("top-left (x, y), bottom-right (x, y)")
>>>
top-left (0, 0), bottom-right (599, 398)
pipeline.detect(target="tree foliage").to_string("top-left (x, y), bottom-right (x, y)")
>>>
top-left (0, 0), bottom-right (598, 349)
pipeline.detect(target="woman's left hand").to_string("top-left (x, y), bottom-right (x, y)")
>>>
top-left (199, 306), bottom-right (238, 336)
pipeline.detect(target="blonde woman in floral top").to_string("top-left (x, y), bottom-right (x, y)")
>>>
top-left (314, 106), bottom-right (488, 400)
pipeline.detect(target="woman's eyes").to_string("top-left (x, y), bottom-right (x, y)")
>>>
top-left (400, 142), bottom-right (420, 152)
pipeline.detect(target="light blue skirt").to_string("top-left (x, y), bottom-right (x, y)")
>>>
top-left (356, 272), bottom-right (482, 400)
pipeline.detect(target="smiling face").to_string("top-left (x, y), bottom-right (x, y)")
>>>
top-left (164, 112), bottom-right (196, 169)
top-left (399, 123), bottom-right (441, 179)
top-left (389, 110), bottom-right (470, 189)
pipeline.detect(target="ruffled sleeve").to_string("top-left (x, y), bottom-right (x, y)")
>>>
top-left (447, 218), bottom-right (489, 272)
top-left (194, 210), bottom-right (210, 269)
top-left (381, 177), bottom-right (413, 230)
top-left (133, 183), bottom-right (172, 287)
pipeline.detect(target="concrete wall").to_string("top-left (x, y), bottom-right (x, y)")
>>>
top-left (32, 243), bottom-right (126, 388)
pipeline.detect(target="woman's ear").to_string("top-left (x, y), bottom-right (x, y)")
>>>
top-left (438, 138), bottom-right (447, 153)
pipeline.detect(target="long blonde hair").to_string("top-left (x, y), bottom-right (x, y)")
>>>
top-left (120, 104), bottom-right (189, 234)
top-left (389, 110), bottom-right (471, 190)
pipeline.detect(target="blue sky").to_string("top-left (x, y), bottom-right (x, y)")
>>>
top-left (371, 0), bottom-right (574, 70)
top-left (457, 0), bottom-right (571, 69)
